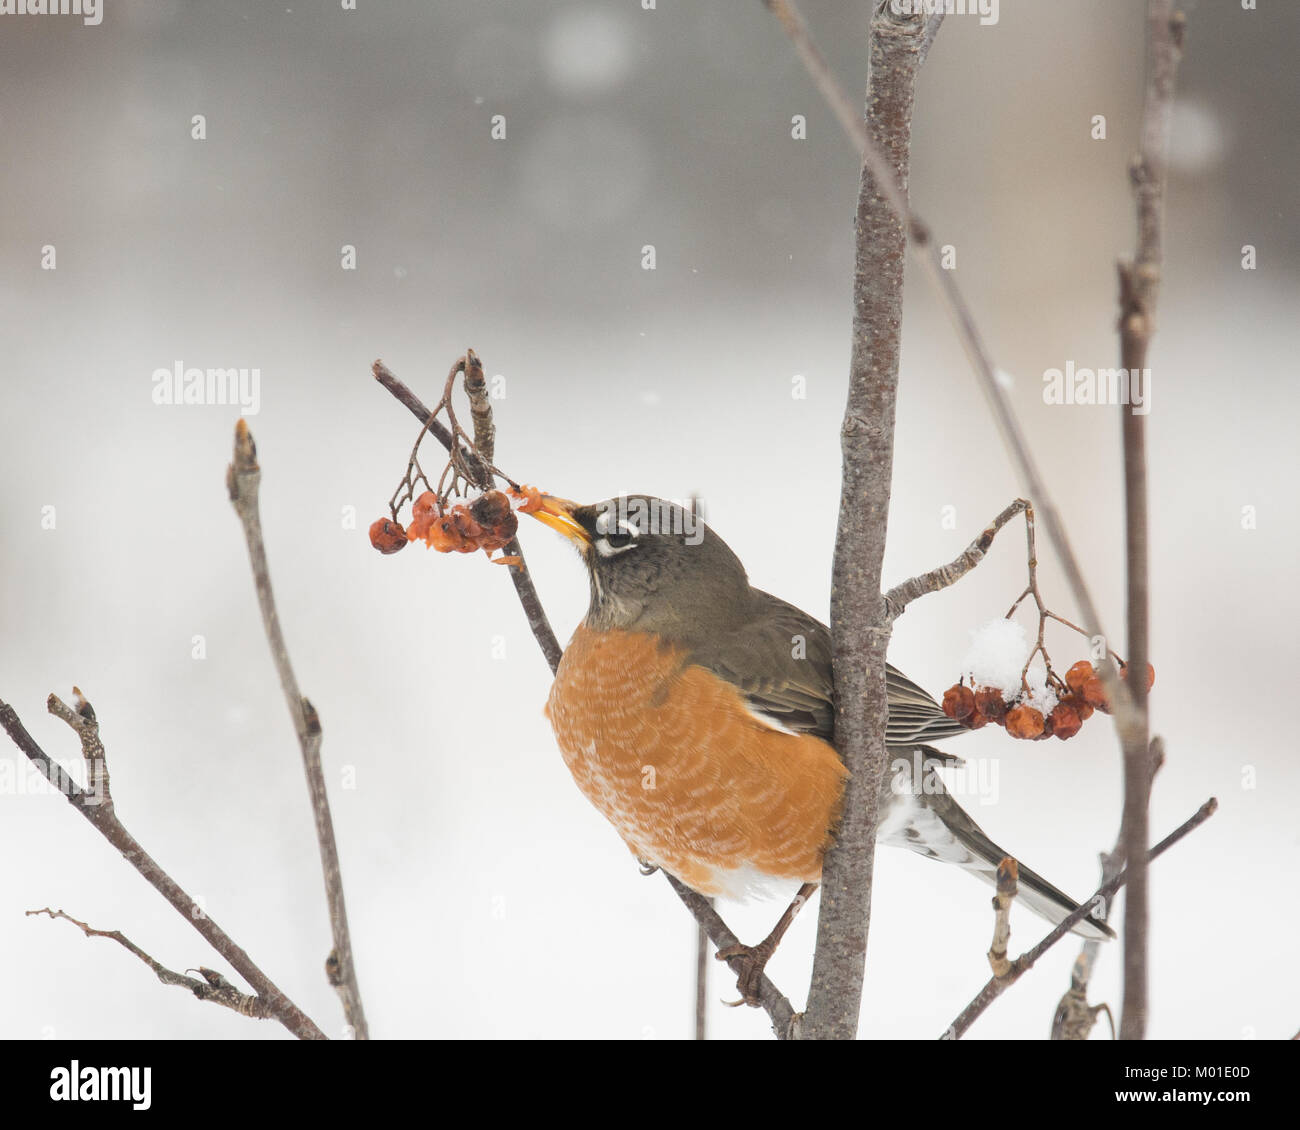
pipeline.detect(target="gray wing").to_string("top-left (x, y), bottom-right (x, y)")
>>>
top-left (685, 588), bottom-right (967, 748)
top-left (687, 591), bottom-right (1111, 939)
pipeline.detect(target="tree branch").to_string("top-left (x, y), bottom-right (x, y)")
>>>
top-left (883, 498), bottom-right (1028, 620)
top-left (942, 797), bottom-right (1215, 1040)
top-left (0, 693), bottom-right (326, 1040)
top-left (767, 0), bottom-right (1139, 735)
top-left (1052, 736), bottom-right (1164, 1040)
top-left (801, 1), bottom-right (926, 1041)
top-left (28, 907), bottom-right (278, 1021)
top-left (227, 420), bottom-right (368, 1039)
top-left (373, 359), bottom-right (564, 671)
top-left (987, 858), bottom-right (1018, 979)
top-left (664, 875), bottom-right (798, 1040)
top-left (1115, 0), bottom-right (1185, 1041)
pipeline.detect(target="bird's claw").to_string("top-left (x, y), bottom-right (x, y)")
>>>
top-left (715, 940), bottom-right (774, 1008)
top-left (637, 859), bottom-right (660, 877)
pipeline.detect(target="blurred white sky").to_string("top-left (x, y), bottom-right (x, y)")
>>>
top-left (1, 1), bottom-right (1296, 1040)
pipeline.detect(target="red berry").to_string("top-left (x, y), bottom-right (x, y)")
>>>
top-left (427, 517), bottom-right (465, 553)
top-left (1049, 703), bottom-right (1082, 740)
top-left (942, 685), bottom-right (975, 722)
top-left (974, 687), bottom-right (1007, 721)
top-left (1005, 705), bottom-right (1045, 740)
top-left (412, 491), bottom-right (440, 522)
top-left (469, 490), bottom-right (513, 528)
top-left (510, 484), bottom-right (544, 514)
top-left (369, 517), bottom-right (407, 555)
top-left (1120, 662), bottom-right (1156, 691)
top-left (407, 492), bottom-right (441, 542)
top-left (1081, 676), bottom-right (1111, 714)
top-left (1065, 661), bottom-right (1095, 693)
top-left (1059, 693), bottom-right (1094, 722)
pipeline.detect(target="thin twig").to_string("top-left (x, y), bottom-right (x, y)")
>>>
top-left (987, 858), bottom-right (1018, 979)
top-left (374, 360), bottom-right (564, 671)
top-left (695, 914), bottom-right (710, 1041)
top-left (0, 693), bottom-right (325, 1040)
top-left (665, 875), bottom-right (798, 1040)
top-left (942, 797), bottom-right (1216, 1040)
top-left (917, 7), bottom-right (946, 67)
top-left (802, 0), bottom-right (927, 1041)
top-left (1115, 0), bottom-right (1185, 1041)
top-left (463, 347), bottom-right (496, 465)
top-left (1053, 736), bottom-right (1164, 1040)
top-left (765, 0), bottom-right (1142, 740)
top-left (883, 498), bottom-right (1027, 620)
top-left (227, 420), bottom-right (368, 1040)
top-left (28, 908), bottom-right (277, 1020)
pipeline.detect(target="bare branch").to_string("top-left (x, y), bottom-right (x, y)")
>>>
top-left (0, 694), bottom-right (325, 1040)
top-left (987, 858), bottom-right (1018, 979)
top-left (373, 360), bottom-right (564, 671)
top-left (1115, 0), bottom-right (1185, 1042)
top-left (28, 908), bottom-right (277, 1021)
top-left (462, 347), bottom-right (496, 465)
top-left (942, 797), bottom-right (1216, 1040)
top-left (1054, 736), bottom-right (1164, 1040)
top-left (695, 910), bottom-right (710, 1041)
top-left (664, 875), bottom-right (798, 1040)
top-left (802, 1), bottom-right (926, 1041)
top-left (917, 8), bottom-right (946, 67)
top-left (883, 499), bottom-right (1028, 620)
top-left (766, 0), bottom-right (1139, 738)
top-left (227, 420), bottom-right (367, 1039)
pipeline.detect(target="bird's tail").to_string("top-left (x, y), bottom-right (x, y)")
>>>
top-left (880, 747), bottom-right (1114, 941)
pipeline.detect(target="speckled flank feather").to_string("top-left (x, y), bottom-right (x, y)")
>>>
top-left (546, 625), bottom-right (849, 899)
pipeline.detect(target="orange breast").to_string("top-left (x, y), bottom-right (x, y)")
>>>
top-left (545, 625), bottom-right (848, 898)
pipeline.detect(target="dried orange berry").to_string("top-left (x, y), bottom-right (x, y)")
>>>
top-left (942, 685), bottom-right (975, 722)
top-left (1005, 705), bottom-right (1045, 739)
top-left (1120, 662), bottom-right (1156, 691)
top-left (470, 490), bottom-right (513, 528)
top-left (412, 491), bottom-right (440, 522)
top-left (427, 516), bottom-right (465, 553)
top-left (369, 517), bottom-right (408, 555)
top-left (475, 528), bottom-right (514, 553)
top-left (1065, 660), bottom-right (1095, 693)
top-left (1059, 693), bottom-right (1094, 722)
top-left (510, 484), bottom-right (544, 514)
top-left (1049, 703), bottom-right (1082, 740)
top-left (407, 492), bottom-right (440, 541)
top-left (973, 687), bottom-right (1007, 721)
top-left (450, 506), bottom-right (484, 543)
top-left (1081, 676), bottom-right (1111, 713)
top-left (966, 709), bottom-right (989, 730)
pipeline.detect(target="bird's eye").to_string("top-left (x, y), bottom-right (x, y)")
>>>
top-left (594, 527), bottom-right (638, 556)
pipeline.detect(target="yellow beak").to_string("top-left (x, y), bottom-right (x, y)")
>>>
top-left (527, 495), bottom-right (590, 546)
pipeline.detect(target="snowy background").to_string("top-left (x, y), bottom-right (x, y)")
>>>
top-left (1, 0), bottom-right (1296, 1040)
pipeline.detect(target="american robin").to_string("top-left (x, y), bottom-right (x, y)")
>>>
top-left (527, 493), bottom-right (1111, 1004)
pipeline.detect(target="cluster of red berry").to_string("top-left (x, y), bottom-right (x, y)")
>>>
top-left (941, 660), bottom-right (1155, 742)
top-left (369, 485), bottom-right (544, 561)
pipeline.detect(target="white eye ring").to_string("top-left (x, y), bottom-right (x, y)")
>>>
top-left (594, 522), bottom-right (638, 557)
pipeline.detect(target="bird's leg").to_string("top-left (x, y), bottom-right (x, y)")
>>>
top-left (715, 882), bottom-right (817, 1007)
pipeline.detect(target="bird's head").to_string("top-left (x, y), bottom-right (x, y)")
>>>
top-left (527, 493), bottom-right (750, 639)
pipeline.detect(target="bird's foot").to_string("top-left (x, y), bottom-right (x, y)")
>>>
top-left (715, 939), bottom-right (775, 1008)
top-left (636, 858), bottom-right (660, 877)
